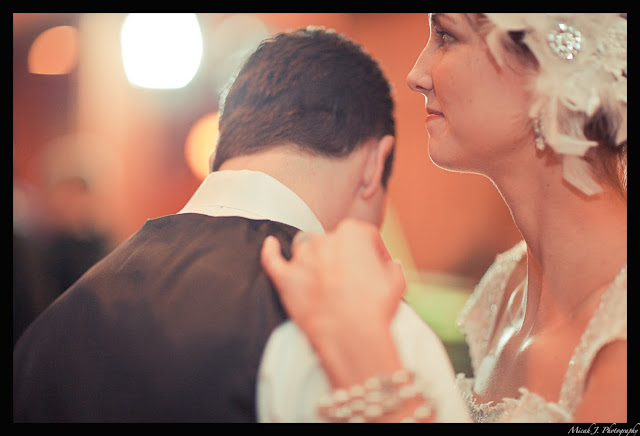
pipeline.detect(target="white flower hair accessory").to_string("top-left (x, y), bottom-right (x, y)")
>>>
top-left (484, 13), bottom-right (627, 195)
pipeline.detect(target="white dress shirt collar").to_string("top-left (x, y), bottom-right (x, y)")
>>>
top-left (178, 170), bottom-right (325, 234)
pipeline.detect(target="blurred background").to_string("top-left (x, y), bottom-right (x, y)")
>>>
top-left (12, 13), bottom-right (522, 375)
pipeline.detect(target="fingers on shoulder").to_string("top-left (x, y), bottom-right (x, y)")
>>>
top-left (261, 235), bottom-right (287, 278)
top-left (262, 234), bottom-right (318, 289)
top-left (337, 219), bottom-right (392, 264)
top-left (291, 230), bottom-right (320, 251)
top-left (338, 218), bottom-right (379, 237)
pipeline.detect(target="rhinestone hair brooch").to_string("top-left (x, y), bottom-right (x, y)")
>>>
top-left (548, 23), bottom-right (582, 60)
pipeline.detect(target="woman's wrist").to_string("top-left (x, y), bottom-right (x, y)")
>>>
top-left (310, 322), bottom-right (404, 389)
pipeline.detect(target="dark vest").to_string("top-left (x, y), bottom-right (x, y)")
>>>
top-left (13, 214), bottom-right (297, 422)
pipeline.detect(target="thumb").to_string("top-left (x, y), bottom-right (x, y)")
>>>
top-left (261, 235), bottom-right (289, 289)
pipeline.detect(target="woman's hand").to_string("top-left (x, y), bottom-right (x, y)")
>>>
top-left (260, 218), bottom-right (407, 387)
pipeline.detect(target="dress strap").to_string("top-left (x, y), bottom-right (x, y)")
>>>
top-left (558, 265), bottom-right (627, 414)
top-left (457, 241), bottom-right (526, 373)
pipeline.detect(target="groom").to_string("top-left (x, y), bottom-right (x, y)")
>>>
top-left (14, 26), bottom-right (446, 422)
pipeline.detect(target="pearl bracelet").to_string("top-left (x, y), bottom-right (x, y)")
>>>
top-left (316, 369), bottom-right (436, 423)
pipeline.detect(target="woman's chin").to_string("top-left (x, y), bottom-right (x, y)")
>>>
top-left (427, 147), bottom-right (459, 172)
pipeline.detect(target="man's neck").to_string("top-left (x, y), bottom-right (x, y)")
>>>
top-left (217, 146), bottom-right (367, 231)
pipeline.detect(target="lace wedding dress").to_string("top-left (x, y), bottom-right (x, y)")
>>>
top-left (454, 241), bottom-right (627, 422)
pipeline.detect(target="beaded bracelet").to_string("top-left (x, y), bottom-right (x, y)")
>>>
top-left (316, 369), bottom-right (436, 423)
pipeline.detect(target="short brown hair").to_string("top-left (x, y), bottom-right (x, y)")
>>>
top-left (211, 26), bottom-right (396, 187)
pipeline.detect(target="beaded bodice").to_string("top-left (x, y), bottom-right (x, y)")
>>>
top-left (455, 241), bottom-right (627, 423)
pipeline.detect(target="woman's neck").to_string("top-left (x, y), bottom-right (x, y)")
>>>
top-left (492, 171), bottom-right (627, 331)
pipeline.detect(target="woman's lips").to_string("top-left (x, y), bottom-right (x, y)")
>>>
top-left (425, 108), bottom-right (443, 123)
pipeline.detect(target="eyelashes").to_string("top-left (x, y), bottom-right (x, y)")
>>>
top-left (429, 14), bottom-right (454, 47)
top-left (433, 28), bottom-right (454, 47)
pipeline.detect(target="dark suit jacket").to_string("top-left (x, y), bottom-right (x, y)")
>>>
top-left (13, 214), bottom-right (297, 422)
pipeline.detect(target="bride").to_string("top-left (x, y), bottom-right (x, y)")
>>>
top-left (261, 13), bottom-right (627, 423)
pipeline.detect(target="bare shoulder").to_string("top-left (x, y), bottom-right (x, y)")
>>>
top-left (573, 339), bottom-right (627, 422)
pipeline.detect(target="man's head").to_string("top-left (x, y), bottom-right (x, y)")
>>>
top-left (210, 26), bottom-right (397, 230)
top-left (211, 26), bottom-right (395, 183)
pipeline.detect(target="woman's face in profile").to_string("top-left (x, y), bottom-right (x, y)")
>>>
top-left (407, 13), bottom-right (535, 175)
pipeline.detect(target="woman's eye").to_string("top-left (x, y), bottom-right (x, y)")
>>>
top-left (435, 28), bottom-right (453, 46)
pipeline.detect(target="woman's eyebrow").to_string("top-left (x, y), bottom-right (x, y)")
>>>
top-left (430, 13), bottom-right (457, 27)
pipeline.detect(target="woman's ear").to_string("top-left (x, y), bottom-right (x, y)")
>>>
top-left (361, 135), bottom-right (395, 199)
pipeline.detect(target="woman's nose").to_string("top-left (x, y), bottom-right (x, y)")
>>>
top-left (406, 47), bottom-right (433, 95)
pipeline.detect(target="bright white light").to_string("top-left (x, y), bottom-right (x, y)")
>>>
top-left (121, 13), bottom-right (203, 89)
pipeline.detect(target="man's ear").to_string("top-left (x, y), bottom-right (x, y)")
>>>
top-left (360, 135), bottom-right (395, 199)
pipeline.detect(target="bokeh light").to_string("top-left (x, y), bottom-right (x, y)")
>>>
top-left (185, 112), bottom-right (219, 180)
top-left (28, 25), bottom-right (79, 75)
top-left (121, 13), bottom-right (203, 89)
